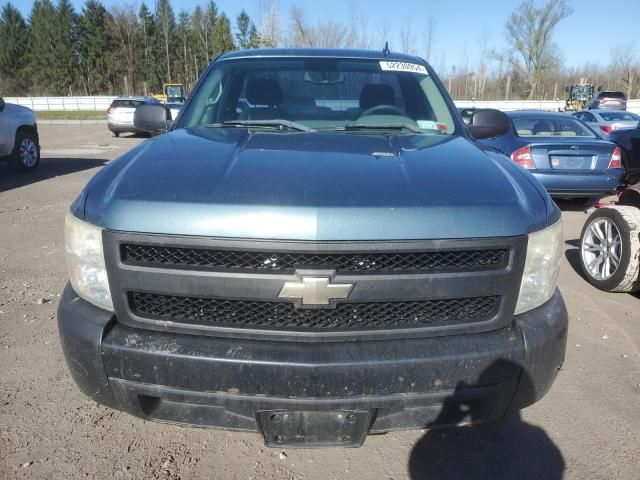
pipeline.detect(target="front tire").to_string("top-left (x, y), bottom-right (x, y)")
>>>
top-left (113, 131), bottom-right (120, 137)
top-left (11, 130), bottom-right (40, 172)
top-left (579, 206), bottom-right (640, 292)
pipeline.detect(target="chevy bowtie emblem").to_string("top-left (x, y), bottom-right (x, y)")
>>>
top-left (278, 271), bottom-right (353, 307)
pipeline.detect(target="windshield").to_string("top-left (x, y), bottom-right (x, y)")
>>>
top-left (572, 85), bottom-right (592, 98)
top-left (513, 116), bottom-right (596, 138)
top-left (599, 111), bottom-right (639, 122)
top-left (166, 86), bottom-right (183, 98)
top-left (180, 57), bottom-right (456, 134)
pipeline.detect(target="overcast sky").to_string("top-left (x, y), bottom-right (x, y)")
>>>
top-left (8, 0), bottom-right (640, 70)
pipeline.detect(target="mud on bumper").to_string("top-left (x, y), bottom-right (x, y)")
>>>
top-left (58, 284), bottom-right (567, 444)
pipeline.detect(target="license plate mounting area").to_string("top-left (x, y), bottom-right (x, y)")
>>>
top-left (257, 409), bottom-right (372, 448)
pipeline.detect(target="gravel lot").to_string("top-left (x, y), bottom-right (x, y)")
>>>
top-left (1, 125), bottom-right (639, 479)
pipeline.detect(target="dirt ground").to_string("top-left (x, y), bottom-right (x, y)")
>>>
top-left (1, 125), bottom-right (639, 480)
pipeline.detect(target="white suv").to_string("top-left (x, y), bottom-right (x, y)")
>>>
top-left (0, 97), bottom-right (40, 171)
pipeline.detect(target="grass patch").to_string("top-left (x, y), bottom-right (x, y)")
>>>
top-left (36, 110), bottom-right (105, 120)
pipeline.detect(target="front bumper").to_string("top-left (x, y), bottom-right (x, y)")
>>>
top-left (58, 283), bottom-right (567, 442)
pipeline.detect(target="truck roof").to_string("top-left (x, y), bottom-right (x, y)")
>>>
top-left (217, 48), bottom-right (426, 64)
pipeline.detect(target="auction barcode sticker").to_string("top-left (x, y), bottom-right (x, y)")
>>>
top-left (380, 61), bottom-right (428, 75)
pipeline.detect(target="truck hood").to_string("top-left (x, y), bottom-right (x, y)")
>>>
top-left (81, 127), bottom-right (552, 240)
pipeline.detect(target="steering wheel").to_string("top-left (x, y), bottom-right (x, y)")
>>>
top-left (359, 104), bottom-right (407, 118)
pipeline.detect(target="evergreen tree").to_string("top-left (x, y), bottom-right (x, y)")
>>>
top-left (205, 1), bottom-right (218, 58)
top-left (190, 5), bottom-right (209, 71)
top-left (0, 3), bottom-right (30, 94)
top-left (248, 23), bottom-right (260, 49)
top-left (78, 0), bottom-right (110, 95)
top-left (137, 2), bottom-right (160, 93)
top-left (174, 10), bottom-right (192, 86)
top-left (213, 13), bottom-right (235, 55)
top-left (235, 9), bottom-right (251, 49)
top-left (27, 0), bottom-right (57, 94)
top-left (155, 0), bottom-right (175, 82)
top-left (54, 0), bottom-right (79, 94)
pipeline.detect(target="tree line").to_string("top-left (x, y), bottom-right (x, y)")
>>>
top-left (0, 0), bottom-right (637, 100)
top-left (0, 0), bottom-right (257, 96)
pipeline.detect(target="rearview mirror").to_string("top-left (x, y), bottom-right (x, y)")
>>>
top-left (304, 71), bottom-right (345, 85)
top-left (468, 109), bottom-right (510, 139)
top-left (0, 97), bottom-right (5, 112)
top-left (134, 104), bottom-right (171, 135)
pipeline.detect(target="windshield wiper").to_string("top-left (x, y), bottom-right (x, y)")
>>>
top-left (218, 119), bottom-right (315, 132)
top-left (338, 123), bottom-right (424, 134)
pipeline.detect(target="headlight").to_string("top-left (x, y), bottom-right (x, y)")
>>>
top-left (515, 220), bottom-right (563, 315)
top-left (65, 212), bottom-right (113, 311)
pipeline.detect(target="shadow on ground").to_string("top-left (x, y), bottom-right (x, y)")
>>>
top-left (408, 360), bottom-right (565, 480)
top-left (0, 157), bottom-right (107, 193)
top-left (554, 198), bottom-right (592, 212)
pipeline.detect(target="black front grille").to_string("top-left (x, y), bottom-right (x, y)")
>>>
top-left (122, 244), bottom-right (508, 273)
top-left (129, 291), bottom-right (501, 331)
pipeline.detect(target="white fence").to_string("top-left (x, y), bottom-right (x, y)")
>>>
top-left (4, 96), bottom-right (117, 111)
top-left (456, 99), bottom-right (640, 114)
top-left (4, 96), bottom-right (640, 114)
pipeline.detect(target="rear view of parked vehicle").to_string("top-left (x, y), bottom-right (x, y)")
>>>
top-left (579, 121), bottom-right (640, 292)
top-left (0, 97), bottom-right (40, 172)
top-left (573, 110), bottom-right (640, 137)
top-left (107, 96), bottom-right (160, 137)
top-left (479, 111), bottom-right (622, 199)
top-left (585, 91), bottom-right (627, 111)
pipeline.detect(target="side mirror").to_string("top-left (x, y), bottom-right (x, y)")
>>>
top-left (468, 109), bottom-right (510, 139)
top-left (134, 104), bottom-right (171, 135)
top-left (0, 97), bottom-right (5, 112)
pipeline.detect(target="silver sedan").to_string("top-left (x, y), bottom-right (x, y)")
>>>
top-left (573, 110), bottom-right (640, 138)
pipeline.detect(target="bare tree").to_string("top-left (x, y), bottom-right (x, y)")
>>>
top-left (504, 0), bottom-right (572, 99)
top-left (399, 18), bottom-right (416, 55)
top-left (259, 0), bottom-right (280, 48)
top-left (288, 6), bottom-right (311, 47)
top-left (376, 20), bottom-right (391, 49)
top-left (476, 29), bottom-right (489, 99)
top-left (107, 7), bottom-right (137, 95)
top-left (315, 22), bottom-right (347, 48)
top-left (345, 1), bottom-right (370, 49)
top-left (423, 16), bottom-right (436, 63)
top-left (610, 42), bottom-right (637, 98)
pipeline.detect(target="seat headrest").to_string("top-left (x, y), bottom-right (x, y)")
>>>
top-left (246, 78), bottom-right (283, 106)
top-left (360, 84), bottom-right (395, 110)
top-left (532, 121), bottom-right (554, 135)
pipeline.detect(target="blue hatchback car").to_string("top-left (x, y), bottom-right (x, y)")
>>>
top-left (479, 111), bottom-right (622, 198)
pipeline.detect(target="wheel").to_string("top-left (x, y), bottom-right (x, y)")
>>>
top-left (579, 206), bottom-right (640, 292)
top-left (113, 131), bottom-right (120, 137)
top-left (11, 130), bottom-right (40, 171)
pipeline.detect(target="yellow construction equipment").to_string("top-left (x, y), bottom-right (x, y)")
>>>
top-left (152, 83), bottom-right (185, 104)
top-left (564, 83), bottom-right (595, 112)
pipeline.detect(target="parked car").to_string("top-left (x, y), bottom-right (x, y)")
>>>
top-left (609, 120), bottom-right (640, 187)
top-left (107, 96), bottom-right (160, 137)
top-left (164, 102), bottom-right (183, 122)
top-left (479, 111), bottom-right (622, 199)
top-left (0, 97), bottom-right (40, 171)
top-left (585, 91), bottom-right (627, 111)
top-left (457, 107), bottom-right (477, 125)
top-left (59, 48), bottom-right (567, 448)
top-left (578, 122), bottom-right (640, 291)
top-left (572, 110), bottom-right (640, 137)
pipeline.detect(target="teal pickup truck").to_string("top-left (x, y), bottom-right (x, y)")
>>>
top-left (58, 48), bottom-right (567, 447)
